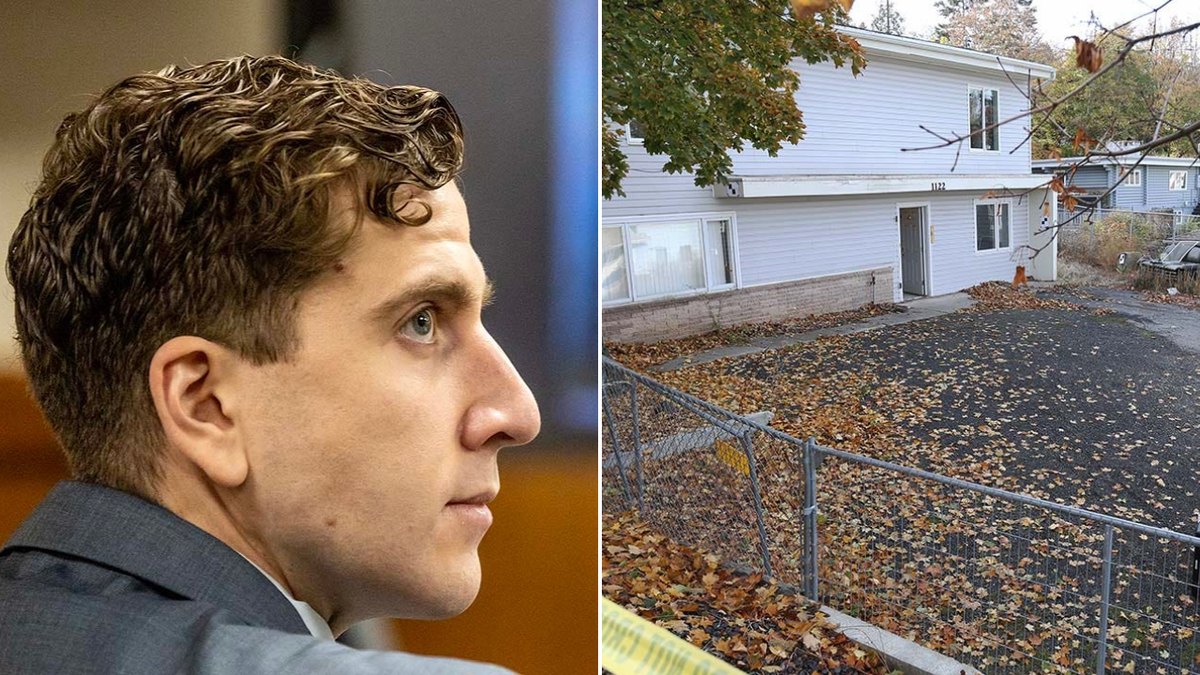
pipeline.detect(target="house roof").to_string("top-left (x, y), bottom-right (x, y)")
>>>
top-left (839, 26), bottom-right (1057, 81)
top-left (1033, 156), bottom-right (1200, 170)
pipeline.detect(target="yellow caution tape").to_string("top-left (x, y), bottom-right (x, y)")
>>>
top-left (602, 598), bottom-right (746, 675)
top-left (713, 439), bottom-right (750, 477)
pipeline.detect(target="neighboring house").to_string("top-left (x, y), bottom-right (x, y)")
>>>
top-left (1032, 155), bottom-right (1200, 215)
top-left (603, 26), bottom-right (1058, 344)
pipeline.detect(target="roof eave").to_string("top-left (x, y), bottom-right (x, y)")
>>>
top-left (838, 26), bottom-right (1057, 81)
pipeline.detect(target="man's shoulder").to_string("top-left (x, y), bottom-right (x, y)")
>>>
top-left (0, 546), bottom-right (237, 674)
top-left (0, 547), bottom-right (515, 675)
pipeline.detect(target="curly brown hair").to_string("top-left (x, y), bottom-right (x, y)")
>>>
top-left (7, 55), bottom-right (464, 502)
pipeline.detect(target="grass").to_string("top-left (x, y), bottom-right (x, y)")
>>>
top-left (1056, 257), bottom-right (1130, 287)
top-left (1132, 265), bottom-right (1200, 295)
top-left (1058, 211), bottom-right (1169, 270)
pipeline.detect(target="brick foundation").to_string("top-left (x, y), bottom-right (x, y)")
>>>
top-left (603, 267), bottom-right (894, 343)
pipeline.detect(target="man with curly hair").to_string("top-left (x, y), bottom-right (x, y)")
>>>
top-left (0, 55), bottom-right (540, 674)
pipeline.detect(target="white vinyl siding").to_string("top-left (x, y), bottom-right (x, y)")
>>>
top-left (607, 51), bottom-right (1037, 220)
top-left (1146, 166), bottom-right (1199, 210)
top-left (606, 190), bottom-right (1028, 304)
top-left (734, 191), bottom-right (1029, 300)
top-left (602, 214), bottom-right (738, 305)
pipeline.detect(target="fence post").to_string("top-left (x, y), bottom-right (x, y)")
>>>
top-left (740, 433), bottom-right (774, 578)
top-left (1096, 524), bottom-right (1114, 675)
top-left (1190, 514), bottom-right (1200, 603)
top-left (629, 381), bottom-right (645, 512)
top-left (601, 394), bottom-right (634, 507)
top-left (803, 437), bottom-right (820, 603)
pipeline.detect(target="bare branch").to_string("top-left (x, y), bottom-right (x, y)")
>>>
top-left (1085, 119), bottom-right (1200, 159)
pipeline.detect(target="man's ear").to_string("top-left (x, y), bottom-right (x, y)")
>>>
top-left (148, 336), bottom-right (248, 488)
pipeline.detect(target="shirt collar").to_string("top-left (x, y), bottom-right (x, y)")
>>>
top-left (233, 551), bottom-right (335, 641)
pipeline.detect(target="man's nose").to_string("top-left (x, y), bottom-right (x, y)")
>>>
top-left (459, 328), bottom-right (541, 452)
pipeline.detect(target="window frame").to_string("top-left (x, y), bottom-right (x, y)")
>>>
top-left (973, 198), bottom-right (1013, 254)
top-left (1169, 170), bottom-right (1189, 191)
top-left (625, 120), bottom-right (645, 146)
top-left (601, 212), bottom-right (741, 307)
top-left (967, 85), bottom-right (1000, 153)
top-left (1121, 167), bottom-right (1142, 188)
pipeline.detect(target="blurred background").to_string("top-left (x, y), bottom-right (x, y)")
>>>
top-left (0, 1), bottom-right (597, 673)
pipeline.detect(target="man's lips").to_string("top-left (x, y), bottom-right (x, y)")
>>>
top-left (445, 489), bottom-right (497, 537)
top-left (446, 489), bottom-right (498, 507)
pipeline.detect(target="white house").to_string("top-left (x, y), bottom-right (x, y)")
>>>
top-left (603, 27), bottom-right (1058, 343)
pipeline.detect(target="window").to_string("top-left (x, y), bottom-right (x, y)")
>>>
top-left (1122, 168), bottom-right (1142, 187)
top-left (705, 219), bottom-right (734, 288)
top-left (968, 87), bottom-right (999, 151)
top-left (1169, 170), bottom-right (1188, 191)
top-left (627, 119), bottom-right (645, 145)
top-left (975, 200), bottom-right (1011, 251)
top-left (602, 215), bottom-right (737, 304)
top-left (602, 227), bottom-right (630, 303)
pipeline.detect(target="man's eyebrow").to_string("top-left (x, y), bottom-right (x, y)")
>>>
top-left (366, 277), bottom-right (495, 324)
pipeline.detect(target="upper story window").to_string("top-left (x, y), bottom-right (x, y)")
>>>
top-left (975, 199), bottom-right (1011, 252)
top-left (626, 120), bottom-right (646, 145)
top-left (603, 214), bottom-right (737, 305)
top-left (968, 87), bottom-right (999, 152)
top-left (1169, 170), bottom-right (1189, 191)
top-left (1122, 168), bottom-right (1142, 187)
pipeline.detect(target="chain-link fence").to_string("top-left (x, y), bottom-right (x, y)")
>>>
top-left (1060, 207), bottom-right (1200, 248)
top-left (602, 357), bottom-right (1200, 675)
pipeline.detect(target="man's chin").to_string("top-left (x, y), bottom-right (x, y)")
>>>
top-left (401, 556), bottom-right (483, 620)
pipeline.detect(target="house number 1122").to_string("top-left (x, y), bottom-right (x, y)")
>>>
top-left (930, 182), bottom-right (946, 191)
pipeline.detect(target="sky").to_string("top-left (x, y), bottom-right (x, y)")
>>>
top-left (848, 0), bottom-right (1198, 44)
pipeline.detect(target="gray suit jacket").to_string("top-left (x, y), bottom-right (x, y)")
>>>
top-left (0, 481), bottom-right (515, 674)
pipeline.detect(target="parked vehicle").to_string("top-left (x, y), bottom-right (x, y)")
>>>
top-left (1125, 240), bottom-right (1200, 277)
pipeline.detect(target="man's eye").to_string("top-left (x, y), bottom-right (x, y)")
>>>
top-left (399, 308), bottom-right (437, 344)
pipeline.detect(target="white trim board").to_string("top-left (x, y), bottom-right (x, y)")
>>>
top-left (719, 174), bottom-right (1048, 199)
top-left (840, 26), bottom-right (1056, 81)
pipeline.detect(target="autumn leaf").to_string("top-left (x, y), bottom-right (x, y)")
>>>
top-left (1069, 36), bottom-right (1103, 73)
top-left (789, 0), bottom-right (854, 19)
top-left (1071, 127), bottom-right (1096, 153)
top-left (602, 512), bottom-right (889, 673)
top-left (606, 279), bottom-right (1200, 671)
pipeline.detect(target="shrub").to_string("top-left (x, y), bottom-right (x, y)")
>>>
top-left (1058, 211), bottom-right (1168, 269)
top-left (1132, 265), bottom-right (1200, 295)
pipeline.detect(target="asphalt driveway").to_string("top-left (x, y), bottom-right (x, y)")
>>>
top-left (663, 285), bottom-right (1200, 534)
